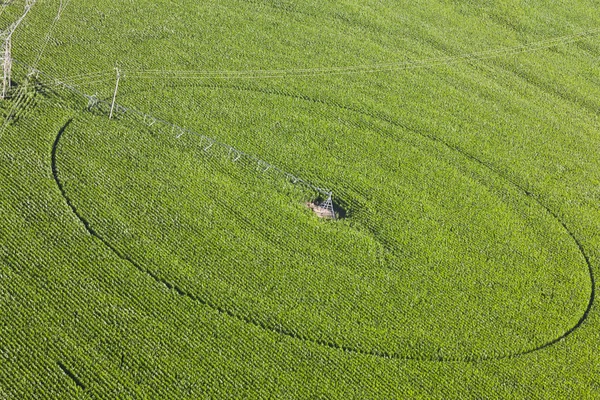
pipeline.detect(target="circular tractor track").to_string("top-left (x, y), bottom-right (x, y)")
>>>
top-left (51, 85), bottom-right (594, 363)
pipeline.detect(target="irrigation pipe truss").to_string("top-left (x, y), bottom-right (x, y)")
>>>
top-left (61, 27), bottom-right (600, 83)
top-left (32, 0), bottom-right (71, 69)
top-left (12, 59), bottom-right (333, 198)
top-left (7, 28), bottom-right (600, 198)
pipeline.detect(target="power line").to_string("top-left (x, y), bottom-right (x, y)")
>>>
top-left (63, 71), bottom-right (115, 83)
top-left (0, 0), bottom-right (36, 98)
top-left (5, 26), bottom-right (598, 212)
top-left (12, 58), bottom-right (333, 199)
top-left (61, 27), bottom-right (600, 82)
top-left (32, 0), bottom-right (71, 69)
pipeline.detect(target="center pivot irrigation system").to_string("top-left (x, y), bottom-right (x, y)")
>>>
top-left (317, 193), bottom-right (335, 219)
top-left (2, 1), bottom-right (599, 222)
top-left (8, 57), bottom-right (338, 219)
top-left (1, 0), bottom-right (36, 99)
top-left (0, 0), bottom-right (337, 219)
top-left (104, 63), bottom-right (337, 218)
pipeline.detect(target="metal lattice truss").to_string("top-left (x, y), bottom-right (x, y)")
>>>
top-left (12, 57), bottom-right (336, 209)
top-left (317, 192), bottom-right (336, 219)
top-left (1, 0), bottom-right (36, 99)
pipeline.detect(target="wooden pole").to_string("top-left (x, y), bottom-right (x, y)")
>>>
top-left (1, 37), bottom-right (12, 99)
top-left (109, 67), bottom-right (120, 119)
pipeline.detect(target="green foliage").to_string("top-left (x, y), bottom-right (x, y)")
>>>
top-left (0, 0), bottom-right (599, 398)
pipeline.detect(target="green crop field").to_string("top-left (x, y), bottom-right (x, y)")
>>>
top-left (1, 0), bottom-right (599, 398)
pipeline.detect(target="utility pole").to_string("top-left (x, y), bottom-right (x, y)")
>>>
top-left (1, 0), bottom-right (36, 99)
top-left (109, 66), bottom-right (120, 119)
top-left (1, 35), bottom-right (12, 99)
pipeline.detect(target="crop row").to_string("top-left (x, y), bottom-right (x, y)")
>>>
top-left (34, 70), bottom-right (589, 361)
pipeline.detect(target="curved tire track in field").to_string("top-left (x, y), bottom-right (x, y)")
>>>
top-left (52, 83), bottom-right (594, 362)
top-left (174, 83), bottom-right (597, 358)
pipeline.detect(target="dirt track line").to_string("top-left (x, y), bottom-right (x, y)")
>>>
top-left (50, 88), bottom-right (595, 362)
top-left (57, 360), bottom-right (86, 390)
